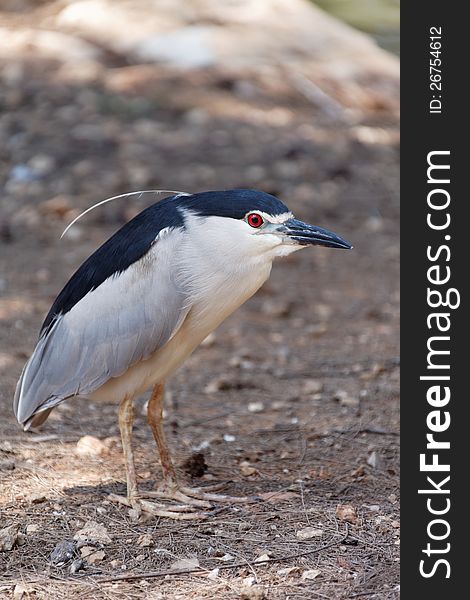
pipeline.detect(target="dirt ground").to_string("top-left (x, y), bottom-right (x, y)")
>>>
top-left (0, 24), bottom-right (399, 600)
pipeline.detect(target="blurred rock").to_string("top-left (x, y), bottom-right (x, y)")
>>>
top-left (50, 540), bottom-right (76, 565)
top-left (74, 520), bottom-right (112, 545)
top-left (80, 546), bottom-right (106, 564)
top-left (334, 389), bottom-right (359, 407)
top-left (49, 0), bottom-right (398, 109)
top-left (0, 525), bottom-right (19, 552)
top-left (367, 450), bottom-right (383, 469)
top-left (296, 526), bottom-right (324, 539)
top-left (75, 435), bottom-right (106, 456)
top-left (0, 28), bottom-right (102, 64)
top-left (302, 378), bottom-right (323, 395)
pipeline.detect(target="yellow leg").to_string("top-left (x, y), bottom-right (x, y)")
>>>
top-left (147, 383), bottom-right (178, 486)
top-left (110, 391), bottom-right (208, 520)
top-left (118, 395), bottom-right (138, 500)
top-left (144, 383), bottom-right (257, 507)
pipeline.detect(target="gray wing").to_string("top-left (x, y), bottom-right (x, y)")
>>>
top-left (14, 232), bottom-right (189, 427)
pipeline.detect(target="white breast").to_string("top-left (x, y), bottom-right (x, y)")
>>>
top-left (90, 213), bottom-right (274, 402)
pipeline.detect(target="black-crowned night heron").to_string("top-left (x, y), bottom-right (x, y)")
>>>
top-left (14, 189), bottom-right (351, 519)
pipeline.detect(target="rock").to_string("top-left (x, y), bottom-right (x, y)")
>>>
top-left (363, 504), bottom-right (381, 512)
top-left (28, 154), bottom-right (56, 176)
top-left (204, 376), bottom-right (236, 393)
top-left (0, 441), bottom-right (13, 453)
top-left (26, 524), bottom-right (40, 534)
top-left (69, 558), bottom-right (85, 574)
top-left (0, 459), bottom-right (15, 471)
top-left (240, 584), bottom-right (266, 600)
top-left (221, 553), bottom-right (234, 562)
top-left (336, 504), bottom-right (358, 524)
top-left (74, 521), bottom-right (112, 545)
top-left (13, 584), bottom-right (36, 600)
top-left (75, 435), bottom-right (107, 456)
top-left (296, 527), bottom-right (324, 540)
top-left (247, 401), bottom-right (264, 413)
top-left (28, 492), bottom-right (47, 504)
top-left (262, 299), bottom-right (291, 317)
top-left (239, 462), bottom-right (258, 477)
top-left (334, 390), bottom-right (359, 407)
top-left (302, 379), bottom-right (323, 395)
top-left (137, 533), bottom-right (153, 547)
top-left (0, 525), bottom-right (19, 552)
top-left (367, 450), bottom-right (382, 469)
top-left (50, 540), bottom-right (76, 565)
top-left (277, 566), bottom-right (301, 577)
top-left (254, 553), bottom-right (270, 563)
top-left (207, 567), bottom-right (220, 581)
top-left (302, 569), bottom-right (321, 580)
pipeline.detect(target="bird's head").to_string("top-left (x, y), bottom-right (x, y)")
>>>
top-left (177, 189), bottom-right (352, 266)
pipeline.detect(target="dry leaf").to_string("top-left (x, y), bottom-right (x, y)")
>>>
top-left (254, 553), bottom-right (270, 563)
top-left (277, 566), bottom-right (301, 577)
top-left (207, 567), bottom-right (219, 581)
top-left (170, 557), bottom-right (200, 571)
top-left (296, 527), bottom-right (324, 540)
top-left (259, 491), bottom-right (299, 503)
top-left (336, 504), bottom-right (358, 524)
top-left (137, 533), bottom-right (153, 547)
top-left (74, 521), bottom-right (112, 545)
top-left (13, 584), bottom-right (35, 600)
top-left (85, 550), bottom-right (106, 565)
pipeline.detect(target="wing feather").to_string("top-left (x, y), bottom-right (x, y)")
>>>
top-left (14, 229), bottom-right (188, 427)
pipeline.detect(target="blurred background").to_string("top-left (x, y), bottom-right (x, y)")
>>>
top-left (0, 1), bottom-right (399, 598)
top-left (316, 0), bottom-right (399, 54)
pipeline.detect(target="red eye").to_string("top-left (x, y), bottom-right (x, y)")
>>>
top-left (247, 213), bottom-right (264, 228)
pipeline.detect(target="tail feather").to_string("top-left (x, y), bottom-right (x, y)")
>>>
top-left (13, 331), bottom-right (62, 429)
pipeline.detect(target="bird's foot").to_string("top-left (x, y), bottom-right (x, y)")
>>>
top-left (108, 493), bottom-right (209, 520)
top-left (142, 481), bottom-right (259, 507)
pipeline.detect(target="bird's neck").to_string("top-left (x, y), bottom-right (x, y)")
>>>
top-left (177, 244), bottom-right (273, 335)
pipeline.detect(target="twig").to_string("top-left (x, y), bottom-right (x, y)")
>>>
top-left (348, 591), bottom-right (382, 598)
top-left (82, 530), bottom-right (349, 583)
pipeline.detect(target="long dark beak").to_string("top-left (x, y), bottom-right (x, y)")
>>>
top-left (279, 218), bottom-right (352, 250)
